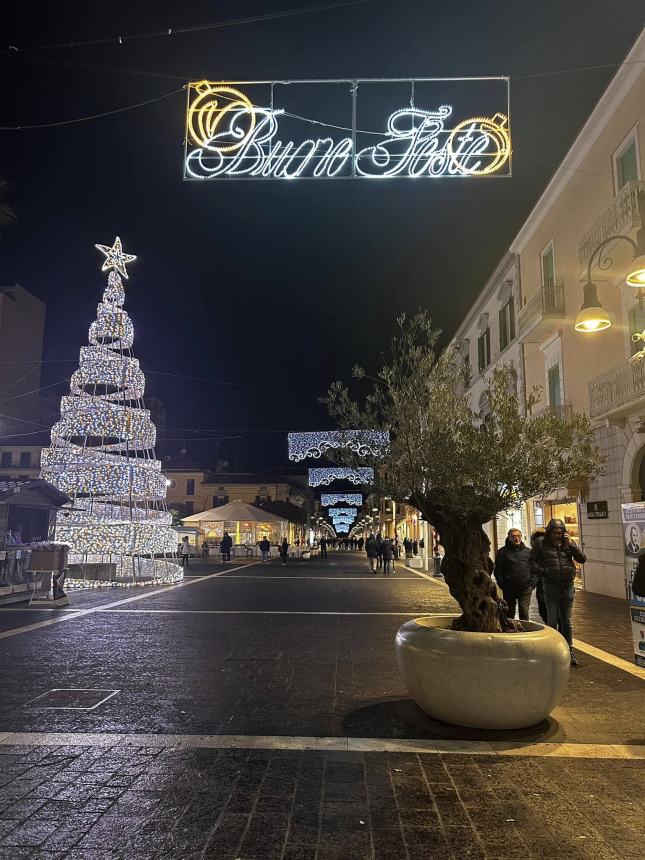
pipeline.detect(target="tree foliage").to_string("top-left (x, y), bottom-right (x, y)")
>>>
top-left (322, 311), bottom-right (603, 632)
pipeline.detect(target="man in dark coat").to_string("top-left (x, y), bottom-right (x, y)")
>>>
top-left (381, 537), bottom-right (394, 575)
top-left (365, 533), bottom-right (378, 574)
top-left (494, 528), bottom-right (535, 621)
top-left (319, 536), bottom-right (328, 561)
top-left (220, 531), bottom-right (233, 562)
top-left (375, 533), bottom-right (384, 569)
top-left (529, 518), bottom-right (586, 665)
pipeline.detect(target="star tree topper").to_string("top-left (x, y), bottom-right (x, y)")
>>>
top-left (95, 236), bottom-right (137, 279)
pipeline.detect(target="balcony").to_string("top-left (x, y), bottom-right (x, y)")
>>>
top-left (578, 180), bottom-right (645, 271)
top-left (518, 283), bottom-right (565, 342)
top-left (588, 359), bottom-right (645, 419)
top-left (532, 403), bottom-right (573, 421)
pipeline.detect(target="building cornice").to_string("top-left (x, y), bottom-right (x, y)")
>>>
top-left (451, 251), bottom-right (518, 344)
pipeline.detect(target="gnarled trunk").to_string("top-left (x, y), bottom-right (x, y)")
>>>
top-left (434, 518), bottom-right (509, 633)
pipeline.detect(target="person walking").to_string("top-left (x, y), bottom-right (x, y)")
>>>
top-left (220, 531), bottom-right (232, 562)
top-left (365, 532), bottom-right (378, 573)
top-left (201, 540), bottom-right (209, 558)
top-left (494, 528), bottom-right (535, 621)
top-left (280, 537), bottom-right (289, 564)
top-left (375, 533), bottom-right (384, 570)
top-left (382, 537), bottom-right (394, 574)
top-left (530, 528), bottom-right (548, 622)
top-left (259, 536), bottom-right (271, 562)
top-left (180, 536), bottom-right (190, 568)
top-left (529, 518), bottom-right (586, 666)
top-left (357, 536), bottom-right (364, 552)
top-left (319, 536), bottom-right (328, 560)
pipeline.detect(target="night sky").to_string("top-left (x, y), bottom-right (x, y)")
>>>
top-left (1, 0), bottom-right (644, 470)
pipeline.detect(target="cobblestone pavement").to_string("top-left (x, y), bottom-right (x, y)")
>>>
top-left (0, 744), bottom-right (642, 859)
top-left (0, 552), bottom-right (643, 858)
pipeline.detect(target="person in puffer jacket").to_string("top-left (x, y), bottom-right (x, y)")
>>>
top-left (494, 529), bottom-right (535, 621)
top-left (529, 518), bottom-right (586, 666)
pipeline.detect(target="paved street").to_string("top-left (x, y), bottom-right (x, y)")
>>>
top-left (0, 552), bottom-right (643, 858)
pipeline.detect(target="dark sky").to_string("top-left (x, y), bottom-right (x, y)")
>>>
top-left (1, 0), bottom-right (644, 471)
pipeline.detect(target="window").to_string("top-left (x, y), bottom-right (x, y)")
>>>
top-left (547, 363), bottom-right (562, 407)
top-left (213, 494), bottom-right (229, 507)
top-left (186, 478), bottom-right (195, 496)
top-left (477, 328), bottom-right (491, 372)
top-left (255, 494), bottom-right (271, 504)
top-left (541, 243), bottom-right (555, 288)
top-left (628, 302), bottom-right (645, 357)
top-left (498, 298), bottom-right (515, 351)
top-left (1, 453), bottom-right (11, 468)
top-left (20, 452), bottom-right (31, 468)
top-left (614, 134), bottom-right (640, 190)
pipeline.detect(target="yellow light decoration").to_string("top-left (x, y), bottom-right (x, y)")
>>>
top-left (447, 114), bottom-right (511, 176)
top-left (187, 82), bottom-right (257, 152)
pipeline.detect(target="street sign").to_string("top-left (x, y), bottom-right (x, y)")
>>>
top-left (184, 77), bottom-right (511, 181)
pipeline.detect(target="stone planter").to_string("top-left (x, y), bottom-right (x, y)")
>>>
top-left (395, 614), bottom-right (570, 730)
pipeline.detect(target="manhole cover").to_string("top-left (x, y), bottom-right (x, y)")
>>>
top-left (25, 688), bottom-right (120, 710)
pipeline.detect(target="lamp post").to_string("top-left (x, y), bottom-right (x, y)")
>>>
top-left (575, 191), bottom-right (645, 333)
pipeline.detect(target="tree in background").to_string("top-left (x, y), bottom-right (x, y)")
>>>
top-left (323, 312), bottom-right (603, 632)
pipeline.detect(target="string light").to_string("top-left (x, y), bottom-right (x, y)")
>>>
top-left (287, 430), bottom-right (389, 461)
top-left (308, 467), bottom-right (374, 487)
top-left (328, 507), bottom-right (358, 518)
top-left (184, 82), bottom-right (511, 181)
top-left (321, 493), bottom-right (362, 506)
top-left (40, 238), bottom-right (181, 584)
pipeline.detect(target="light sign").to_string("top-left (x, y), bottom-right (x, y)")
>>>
top-left (184, 78), bottom-right (511, 181)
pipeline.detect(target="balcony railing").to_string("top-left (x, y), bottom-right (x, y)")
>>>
top-left (588, 359), bottom-right (645, 418)
top-left (578, 180), bottom-right (645, 270)
top-left (518, 283), bottom-right (565, 337)
top-left (532, 404), bottom-right (573, 421)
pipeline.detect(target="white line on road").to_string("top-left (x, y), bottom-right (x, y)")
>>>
top-left (0, 561), bottom-right (261, 641)
top-left (97, 609), bottom-right (427, 616)
top-left (0, 731), bottom-right (641, 759)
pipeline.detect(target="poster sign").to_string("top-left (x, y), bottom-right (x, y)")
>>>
top-left (621, 503), bottom-right (645, 667)
top-left (184, 77), bottom-right (511, 181)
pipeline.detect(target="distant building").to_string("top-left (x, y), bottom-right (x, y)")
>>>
top-left (0, 284), bottom-right (45, 426)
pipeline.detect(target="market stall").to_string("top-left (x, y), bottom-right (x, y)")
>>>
top-left (0, 479), bottom-right (70, 605)
top-left (181, 500), bottom-right (289, 554)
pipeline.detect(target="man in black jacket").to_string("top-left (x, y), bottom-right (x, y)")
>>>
top-left (529, 518), bottom-right (586, 665)
top-left (494, 529), bottom-right (535, 621)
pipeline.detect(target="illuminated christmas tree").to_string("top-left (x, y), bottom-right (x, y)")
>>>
top-left (40, 237), bottom-right (181, 584)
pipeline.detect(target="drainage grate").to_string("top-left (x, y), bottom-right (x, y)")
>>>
top-left (25, 688), bottom-right (120, 710)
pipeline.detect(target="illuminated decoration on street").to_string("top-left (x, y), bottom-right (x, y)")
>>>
top-left (95, 236), bottom-right (137, 279)
top-left (309, 467), bottom-right (374, 487)
top-left (40, 238), bottom-right (181, 585)
top-left (321, 493), bottom-right (363, 507)
top-left (184, 79), bottom-right (511, 181)
top-left (288, 430), bottom-right (389, 461)
top-left (328, 507), bottom-right (358, 518)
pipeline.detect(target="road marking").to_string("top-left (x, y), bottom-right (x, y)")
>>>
top-left (0, 562), bottom-right (261, 641)
top-left (97, 609), bottom-right (431, 616)
top-left (572, 638), bottom-right (645, 679)
top-left (214, 575), bottom-right (421, 580)
top-left (0, 731), bottom-right (641, 759)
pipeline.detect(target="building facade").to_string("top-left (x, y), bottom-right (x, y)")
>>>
top-left (0, 284), bottom-right (45, 426)
top-left (449, 27), bottom-right (645, 598)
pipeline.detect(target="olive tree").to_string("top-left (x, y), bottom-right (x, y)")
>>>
top-left (323, 312), bottom-right (603, 633)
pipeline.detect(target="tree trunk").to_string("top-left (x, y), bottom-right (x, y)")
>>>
top-left (434, 518), bottom-right (509, 633)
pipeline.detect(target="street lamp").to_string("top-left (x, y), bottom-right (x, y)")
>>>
top-left (575, 191), bottom-right (645, 333)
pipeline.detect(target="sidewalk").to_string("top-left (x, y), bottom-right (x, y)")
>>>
top-left (0, 553), bottom-right (642, 858)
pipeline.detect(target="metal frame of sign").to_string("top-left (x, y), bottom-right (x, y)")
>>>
top-left (183, 77), bottom-right (511, 181)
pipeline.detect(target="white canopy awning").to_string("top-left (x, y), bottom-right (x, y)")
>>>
top-left (181, 500), bottom-right (287, 525)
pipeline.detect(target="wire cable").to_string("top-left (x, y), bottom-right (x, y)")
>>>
top-left (0, 87), bottom-right (183, 130)
top-left (3, 0), bottom-right (374, 53)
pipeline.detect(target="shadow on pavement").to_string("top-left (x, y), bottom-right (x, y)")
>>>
top-left (341, 698), bottom-right (559, 742)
